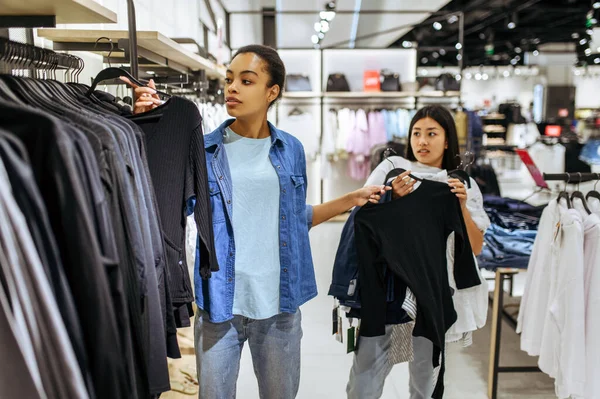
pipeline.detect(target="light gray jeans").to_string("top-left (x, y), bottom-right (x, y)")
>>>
top-left (194, 309), bottom-right (303, 399)
top-left (347, 325), bottom-right (434, 399)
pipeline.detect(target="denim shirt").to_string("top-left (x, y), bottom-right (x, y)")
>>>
top-left (194, 119), bottom-right (317, 322)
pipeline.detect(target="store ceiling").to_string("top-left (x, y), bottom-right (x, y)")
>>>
top-left (221, 0), bottom-right (450, 49)
top-left (395, 0), bottom-right (597, 67)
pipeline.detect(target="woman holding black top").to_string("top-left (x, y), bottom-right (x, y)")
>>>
top-left (126, 44), bottom-right (389, 399)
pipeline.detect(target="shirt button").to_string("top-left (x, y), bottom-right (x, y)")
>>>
top-left (277, 166), bottom-right (281, 169)
top-left (228, 278), bottom-right (232, 282)
top-left (282, 189), bottom-right (286, 194)
top-left (283, 268), bottom-right (288, 273)
top-left (219, 175), bottom-right (224, 180)
top-left (227, 200), bottom-right (231, 204)
top-left (178, 261), bottom-right (183, 265)
top-left (282, 242), bottom-right (287, 247)
top-left (230, 252), bottom-right (233, 257)
top-left (282, 215), bottom-right (286, 220)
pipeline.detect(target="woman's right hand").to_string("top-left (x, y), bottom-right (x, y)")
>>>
top-left (119, 76), bottom-right (162, 114)
top-left (391, 170), bottom-right (417, 199)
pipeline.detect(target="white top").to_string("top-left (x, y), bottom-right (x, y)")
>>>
top-left (537, 205), bottom-right (585, 398)
top-left (364, 156), bottom-right (490, 342)
top-left (277, 112), bottom-right (320, 161)
top-left (583, 213), bottom-right (600, 399)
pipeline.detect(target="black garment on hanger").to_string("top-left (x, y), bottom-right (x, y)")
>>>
top-left (354, 179), bottom-right (479, 399)
top-left (129, 96), bottom-right (218, 326)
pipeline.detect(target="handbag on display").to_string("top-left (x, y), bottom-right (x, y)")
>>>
top-left (285, 74), bottom-right (312, 92)
top-left (380, 70), bottom-right (402, 92)
top-left (363, 70), bottom-right (381, 92)
top-left (326, 73), bottom-right (351, 92)
top-left (435, 73), bottom-right (461, 91)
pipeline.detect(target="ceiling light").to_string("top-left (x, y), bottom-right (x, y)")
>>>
top-left (515, 47), bottom-right (522, 54)
top-left (314, 22), bottom-right (322, 32)
top-left (479, 33), bottom-right (486, 40)
top-left (580, 38), bottom-right (588, 45)
top-left (311, 34), bottom-right (319, 44)
top-left (511, 58), bottom-right (518, 65)
top-left (588, 29), bottom-right (595, 36)
top-left (507, 21), bottom-right (516, 29)
top-left (592, 19), bottom-right (598, 25)
top-left (439, 49), bottom-right (446, 56)
top-left (146, 70), bottom-right (155, 75)
top-left (585, 48), bottom-right (592, 56)
top-left (572, 33), bottom-right (580, 39)
top-left (320, 20), bottom-right (330, 33)
top-left (533, 50), bottom-right (539, 56)
top-left (402, 41), bottom-right (413, 48)
top-left (432, 52), bottom-right (440, 59)
top-left (515, 55), bottom-right (521, 61)
top-left (455, 74), bottom-right (462, 81)
top-left (515, 68), bottom-right (521, 75)
top-left (465, 72), bottom-right (473, 79)
top-left (318, 32), bottom-right (325, 39)
top-left (482, 73), bottom-right (489, 80)
top-left (533, 38), bottom-right (541, 44)
top-left (503, 70), bottom-right (510, 77)
top-left (421, 57), bottom-right (429, 63)
top-left (455, 43), bottom-right (463, 50)
top-left (420, 69), bottom-right (429, 76)
top-left (320, 11), bottom-right (336, 21)
top-left (475, 73), bottom-right (482, 80)
top-left (456, 54), bottom-right (463, 60)
top-left (507, 12), bottom-right (517, 30)
top-left (595, 58), bottom-right (600, 64)
top-left (433, 22), bottom-right (442, 31)
top-left (447, 15), bottom-right (459, 24)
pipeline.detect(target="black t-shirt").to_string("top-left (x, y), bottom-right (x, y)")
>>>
top-left (354, 179), bottom-right (480, 399)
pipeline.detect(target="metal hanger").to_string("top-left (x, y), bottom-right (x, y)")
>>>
top-left (586, 173), bottom-right (600, 201)
top-left (571, 172), bottom-right (591, 214)
top-left (557, 173), bottom-right (572, 208)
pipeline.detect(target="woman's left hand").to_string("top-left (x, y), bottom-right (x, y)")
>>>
top-left (448, 178), bottom-right (467, 209)
top-left (352, 185), bottom-right (392, 206)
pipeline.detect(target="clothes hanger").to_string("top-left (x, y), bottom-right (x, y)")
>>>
top-left (557, 173), bottom-right (572, 209)
top-left (85, 37), bottom-right (170, 98)
top-left (571, 172), bottom-right (591, 214)
top-left (382, 148), bottom-right (423, 185)
top-left (449, 152), bottom-right (473, 188)
top-left (288, 107), bottom-right (304, 116)
top-left (586, 173), bottom-right (600, 201)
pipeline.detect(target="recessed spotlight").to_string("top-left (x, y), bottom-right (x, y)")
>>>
top-left (580, 38), bottom-right (588, 45)
top-left (572, 33), bottom-right (580, 39)
top-left (314, 22), bottom-right (321, 32)
top-left (515, 55), bottom-right (521, 61)
top-left (320, 11), bottom-right (336, 21)
top-left (595, 58), bottom-right (600, 64)
top-left (455, 43), bottom-right (463, 50)
top-left (575, 69), bottom-right (582, 75)
top-left (515, 47), bottom-right (522, 54)
top-left (595, 2), bottom-right (600, 9)
top-left (421, 57), bottom-right (429, 64)
top-left (515, 68), bottom-right (521, 75)
top-left (146, 70), bottom-right (155, 75)
top-left (456, 54), bottom-right (463, 60)
top-left (482, 73), bottom-right (489, 80)
top-left (447, 15), bottom-right (459, 24)
top-left (432, 52), bottom-right (440, 59)
top-left (311, 35), bottom-right (319, 44)
top-left (479, 33), bottom-right (486, 40)
top-left (420, 69), bottom-right (429, 76)
top-left (533, 50), bottom-right (539, 56)
top-left (465, 72), bottom-right (473, 79)
top-left (586, 48), bottom-right (592, 56)
top-left (439, 49), bottom-right (446, 56)
top-left (318, 32), bottom-right (325, 39)
top-left (320, 20), bottom-right (330, 33)
top-left (402, 41), bottom-right (413, 48)
top-left (503, 70), bottom-right (510, 77)
top-left (587, 29), bottom-right (595, 36)
top-left (507, 21), bottom-right (516, 29)
top-left (433, 22), bottom-right (442, 31)
top-left (511, 58), bottom-right (518, 65)
top-left (455, 74), bottom-right (462, 81)
top-left (475, 73), bottom-right (482, 80)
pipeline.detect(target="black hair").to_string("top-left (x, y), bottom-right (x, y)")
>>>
top-left (406, 105), bottom-right (460, 170)
top-left (233, 45), bottom-right (286, 109)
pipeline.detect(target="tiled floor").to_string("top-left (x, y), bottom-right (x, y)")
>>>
top-left (165, 221), bottom-right (556, 399)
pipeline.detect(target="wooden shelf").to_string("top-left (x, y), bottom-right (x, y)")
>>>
top-left (37, 29), bottom-right (225, 78)
top-left (0, 0), bottom-right (117, 24)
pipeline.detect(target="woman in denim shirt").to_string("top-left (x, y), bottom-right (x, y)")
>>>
top-left (130, 44), bottom-right (388, 398)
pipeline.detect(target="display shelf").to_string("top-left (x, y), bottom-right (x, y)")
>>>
top-left (322, 91), bottom-right (460, 99)
top-left (37, 29), bottom-right (225, 78)
top-left (0, 0), bottom-right (117, 24)
top-left (282, 92), bottom-right (322, 98)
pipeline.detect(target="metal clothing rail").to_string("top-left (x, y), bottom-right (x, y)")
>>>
top-left (0, 37), bottom-right (84, 75)
top-left (543, 172), bottom-right (600, 183)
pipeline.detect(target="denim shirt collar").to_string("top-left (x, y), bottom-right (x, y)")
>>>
top-left (204, 118), bottom-right (288, 149)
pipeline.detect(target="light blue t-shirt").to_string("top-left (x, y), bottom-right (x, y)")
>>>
top-left (224, 127), bottom-right (281, 319)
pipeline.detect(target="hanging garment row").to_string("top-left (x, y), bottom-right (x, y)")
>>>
top-left (0, 63), bottom-right (217, 398)
top-left (517, 175), bottom-right (600, 399)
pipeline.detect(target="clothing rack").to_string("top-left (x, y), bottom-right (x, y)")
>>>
top-left (543, 172), bottom-right (600, 183)
top-left (0, 37), bottom-right (84, 75)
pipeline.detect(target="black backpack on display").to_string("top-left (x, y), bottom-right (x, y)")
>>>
top-left (285, 74), bottom-right (312, 92)
top-left (380, 70), bottom-right (402, 92)
top-left (326, 73), bottom-right (351, 92)
top-left (435, 73), bottom-right (460, 91)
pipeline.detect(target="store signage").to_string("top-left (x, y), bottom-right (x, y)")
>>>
top-left (544, 125), bottom-right (561, 137)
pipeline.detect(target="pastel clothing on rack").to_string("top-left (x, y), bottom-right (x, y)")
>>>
top-left (277, 112), bottom-right (320, 161)
top-left (346, 109), bottom-right (371, 181)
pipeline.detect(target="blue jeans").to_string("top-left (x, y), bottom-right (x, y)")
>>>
top-left (347, 326), bottom-right (434, 399)
top-left (194, 309), bottom-right (303, 399)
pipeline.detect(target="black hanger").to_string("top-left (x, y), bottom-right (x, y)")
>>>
top-left (86, 67), bottom-right (171, 98)
top-left (557, 173), bottom-right (572, 208)
top-left (586, 173), bottom-right (600, 201)
top-left (571, 173), bottom-right (591, 214)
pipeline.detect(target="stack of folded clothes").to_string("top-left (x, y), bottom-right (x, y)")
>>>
top-left (477, 196), bottom-right (545, 271)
